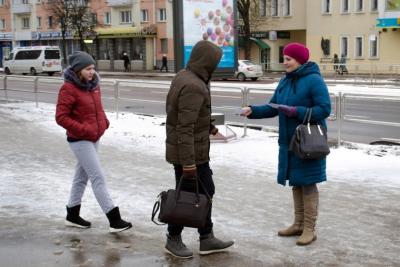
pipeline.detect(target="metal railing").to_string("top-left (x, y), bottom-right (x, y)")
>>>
top-left (1, 75), bottom-right (399, 146)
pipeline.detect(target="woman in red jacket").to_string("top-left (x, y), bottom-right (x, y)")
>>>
top-left (56, 51), bottom-right (132, 233)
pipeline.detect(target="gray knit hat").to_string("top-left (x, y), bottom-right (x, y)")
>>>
top-left (69, 51), bottom-right (96, 72)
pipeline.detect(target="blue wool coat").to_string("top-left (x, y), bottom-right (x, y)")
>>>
top-left (249, 62), bottom-right (331, 186)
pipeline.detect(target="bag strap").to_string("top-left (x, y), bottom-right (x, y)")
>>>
top-left (197, 177), bottom-right (212, 203)
top-left (176, 175), bottom-right (212, 203)
top-left (151, 193), bottom-right (166, 225)
top-left (302, 108), bottom-right (312, 125)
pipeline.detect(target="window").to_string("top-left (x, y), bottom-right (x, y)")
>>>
top-left (322, 0), bottom-right (331, 14)
top-left (0, 0), bottom-right (4, 6)
top-left (104, 12), bottom-right (111, 24)
top-left (340, 36), bottom-right (349, 58)
top-left (36, 16), bottom-right (41, 28)
top-left (158, 8), bottom-right (166, 22)
top-left (370, 0), bottom-right (378, 11)
top-left (271, 0), bottom-right (278, 16)
top-left (0, 19), bottom-right (5, 30)
top-left (22, 0), bottom-right (28, 4)
top-left (355, 0), bottom-right (363, 12)
top-left (279, 46), bottom-right (284, 63)
top-left (283, 0), bottom-right (291, 16)
top-left (141, 9), bottom-right (148, 22)
top-left (48, 16), bottom-right (53, 28)
top-left (341, 0), bottom-right (349, 13)
top-left (15, 50), bottom-right (42, 60)
top-left (22, 17), bottom-right (30, 28)
top-left (45, 50), bottom-right (60, 59)
top-left (369, 34), bottom-right (378, 58)
top-left (259, 0), bottom-right (266, 17)
top-left (91, 13), bottom-right (97, 24)
top-left (161, 38), bottom-right (168, 53)
top-left (355, 36), bottom-right (363, 58)
top-left (120, 11), bottom-right (132, 23)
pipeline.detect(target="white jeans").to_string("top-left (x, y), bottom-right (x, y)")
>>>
top-left (67, 141), bottom-right (114, 214)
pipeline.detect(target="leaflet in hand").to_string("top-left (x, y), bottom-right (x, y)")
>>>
top-left (234, 107), bottom-right (247, 115)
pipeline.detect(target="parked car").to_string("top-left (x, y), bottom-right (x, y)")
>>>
top-left (235, 60), bottom-right (263, 81)
top-left (4, 46), bottom-right (62, 76)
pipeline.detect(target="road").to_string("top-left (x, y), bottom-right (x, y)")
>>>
top-left (1, 75), bottom-right (399, 144)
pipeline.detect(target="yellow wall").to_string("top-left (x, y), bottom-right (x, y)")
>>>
top-left (306, 0), bottom-right (380, 66)
top-left (377, 30), bottom-right (400, 65)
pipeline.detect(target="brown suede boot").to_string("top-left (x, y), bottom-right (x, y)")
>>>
top-left (296, 192), bottom-right (318, 245)
top-left (278, 187), bottom-right (304, 236)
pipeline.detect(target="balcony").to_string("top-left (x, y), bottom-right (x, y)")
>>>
top-left (12, 0), bottom-right (32, 14)
top-left (107, 0), bottom-right (136, 7)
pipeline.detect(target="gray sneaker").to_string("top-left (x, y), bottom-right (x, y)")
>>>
top-left (199, 232), bottom-right (234, 255)
top-left (165, 234), bottom-right (193, 259)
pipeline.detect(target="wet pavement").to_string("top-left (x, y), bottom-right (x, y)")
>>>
top-left (0, 101), bottom-right (399, 267)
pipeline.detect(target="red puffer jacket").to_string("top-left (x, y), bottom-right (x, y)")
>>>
top-left (56, 81), bottom-right (109, 142)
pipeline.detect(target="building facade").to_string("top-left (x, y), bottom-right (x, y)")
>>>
top-left (2, 0), bottom-right (399, 71)
top-left (244, 0), bottom-right (400, 72)
top-left (1, 0), bottom-right (174, 70)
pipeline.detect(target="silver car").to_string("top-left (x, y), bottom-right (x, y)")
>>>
top-left (235, 60), bottom-right (263, 81)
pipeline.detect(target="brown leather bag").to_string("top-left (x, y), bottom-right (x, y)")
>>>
top-left (151, 176), bottom-right (211, 228)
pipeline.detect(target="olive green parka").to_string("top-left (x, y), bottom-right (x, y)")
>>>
top-left (165, 41), bottom-right (222, 166)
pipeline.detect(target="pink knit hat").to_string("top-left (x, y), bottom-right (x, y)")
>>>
top-left (283, 43), bottom-right (309, 65)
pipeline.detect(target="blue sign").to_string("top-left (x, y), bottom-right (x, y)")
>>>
top-left (0, 33), bottom-right (13, 40)
top-left (376, 18), bottom-right (400, 28)
top-left (184, 44), bottom-right (234, 68)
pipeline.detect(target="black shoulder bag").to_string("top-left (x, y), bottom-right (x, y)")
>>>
top-left (151, 176), bottom-right (212, 228)
top-left (289, 108), bottom-right (330, 160)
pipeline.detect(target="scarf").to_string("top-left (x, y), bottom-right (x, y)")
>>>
top-left (63, 67), bottom-right (99, 91)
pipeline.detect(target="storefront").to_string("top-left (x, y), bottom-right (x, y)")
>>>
top-left (95, 25), bottom-right (157, 71)
top-left (0, 33), bottom-right (13, 67)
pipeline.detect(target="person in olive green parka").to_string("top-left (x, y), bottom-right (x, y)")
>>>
top-left (164, 40), bottom-right (234, 258)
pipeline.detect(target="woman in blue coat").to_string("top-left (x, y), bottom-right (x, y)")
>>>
top-left (241, 43), bottom-right (331, 246)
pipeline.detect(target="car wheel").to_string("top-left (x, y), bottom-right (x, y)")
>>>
top-left (30, 68), bottom-right (37, 76)
top-left (251, 77), bottom-right (258, 81)
top-left (4, 67), bottom-right (11, 75)
top-left (48, 72), bottom-right (55, 76)
top-left (237, 73), bottom-right (246, 81)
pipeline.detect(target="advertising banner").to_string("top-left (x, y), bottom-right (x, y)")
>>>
top-left (178, 0), bottom-right (236, 70)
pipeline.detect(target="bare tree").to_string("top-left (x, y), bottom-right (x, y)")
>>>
top-left (45, 0), bottom-right (71, 66)
top-left (46, 0), bottom-right (99, 64)
top-left (68, 0), bottom-right (98, 52)
top-left (237, 0), bottom-right (272, 59)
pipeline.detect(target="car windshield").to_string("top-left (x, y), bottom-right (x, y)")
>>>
top-left (241, 60), bottom-right (255, 66)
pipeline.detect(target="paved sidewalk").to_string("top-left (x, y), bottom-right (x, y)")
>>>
top-left (0, 101), bottom-right (399, 267)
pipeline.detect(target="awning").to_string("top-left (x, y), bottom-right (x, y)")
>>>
top-left (238, 37), bottom-right (270, 49)
top-left (96, 27), bottom-right (156, 38)
top-left (249, 37), bottom-right (270, 49)
top-left (376, 18), bottom-right (400, 28)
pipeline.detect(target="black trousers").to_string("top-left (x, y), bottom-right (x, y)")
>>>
top-left (160, 64), bottom-right (168, 72)
top-left (167, 162), bottom-right (215, 237)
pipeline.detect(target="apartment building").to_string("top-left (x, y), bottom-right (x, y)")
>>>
top-left (1, 0), bottom-right (174, 70)
top-left (245, 0), bottom-right (400, 71)
top-left (0, 0), bottom-right (12, 64)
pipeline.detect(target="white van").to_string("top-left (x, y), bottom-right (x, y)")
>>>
top-left (4, 46), bottom-right (62, 76)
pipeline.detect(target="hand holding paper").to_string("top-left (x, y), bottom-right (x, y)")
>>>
top-left (239, 107), bottom-right (252, 117)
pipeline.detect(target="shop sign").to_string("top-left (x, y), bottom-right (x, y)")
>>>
top-left (32, 31), bottom-right (73, 39)
top-left (251, 31), bottom-right (268, 38)
top-left (0, 33), bottom-right (13, 40)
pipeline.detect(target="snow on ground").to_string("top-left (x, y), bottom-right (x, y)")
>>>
top-left (1, 100), bottom-right (400, 267)
top-left (2, 101), bottom-right (399, 187)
